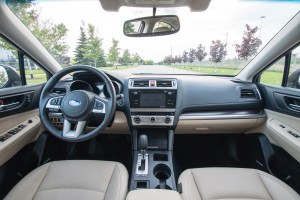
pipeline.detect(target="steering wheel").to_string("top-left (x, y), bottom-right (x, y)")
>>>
top-left (39, 65), bottom-right (116, 142)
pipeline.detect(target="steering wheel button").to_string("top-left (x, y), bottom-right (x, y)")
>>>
top-left (50, 99), bottom-right (58, 105)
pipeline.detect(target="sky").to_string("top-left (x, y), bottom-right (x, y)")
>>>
top-left (33, 0), bottom-right (300, 62)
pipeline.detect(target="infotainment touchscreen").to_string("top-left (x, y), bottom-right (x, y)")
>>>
top-left (140, 93), bottom-right (165, 108)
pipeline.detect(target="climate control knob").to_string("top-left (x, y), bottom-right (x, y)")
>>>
top-left (164, 116), bottom-right (171, 124)
top-left (134, 116), bottom-right (141, 124)
top-left (150, 117), bottom-right (156, 123)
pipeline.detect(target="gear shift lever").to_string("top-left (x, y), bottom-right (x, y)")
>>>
top-left (139, 134), bottom-right (148, 159)
top-left (138, 135), bottom-right (148, 171)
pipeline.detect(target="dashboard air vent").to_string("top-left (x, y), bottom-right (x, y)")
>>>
top-left (156, 80), bottom-right (173, 87)
top-left (51, 88), bottom-right (66, 95)
top-left (240, 89), bottom-right (258, 99)
top-left (133, 80), bottom-right (149, 87)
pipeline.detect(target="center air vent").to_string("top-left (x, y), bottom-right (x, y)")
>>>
top-left (51, 88), bottom-right (66, 95)
top-left (133, 80), bottom-right (149, 87)
top-left (156, 80), bottom-right (173, 87)
top-left (240, 88), bottom-right (259, 99)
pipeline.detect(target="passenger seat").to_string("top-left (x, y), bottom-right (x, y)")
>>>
top-left (178, 167), bottom-right (300, 200)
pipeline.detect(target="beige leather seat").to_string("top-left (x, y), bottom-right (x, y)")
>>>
top-left (5, 160), bottom-right (128, 200)
top-left (178, 168), bottom-right (300, 200)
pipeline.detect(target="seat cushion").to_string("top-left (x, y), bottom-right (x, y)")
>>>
top-left (5, 160), bottom-right (128, 200)
top-left (178, 167), bottom-right (300, 200)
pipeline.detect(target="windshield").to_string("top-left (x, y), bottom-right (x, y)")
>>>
top-left (7, 0), bottom-right (300, 75)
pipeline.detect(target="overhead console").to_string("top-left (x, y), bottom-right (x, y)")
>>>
top-left (128, 79), bottom-right (177, 127)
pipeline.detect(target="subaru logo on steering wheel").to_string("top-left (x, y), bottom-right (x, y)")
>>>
top-left (68, 100), bottom-right (81, 106)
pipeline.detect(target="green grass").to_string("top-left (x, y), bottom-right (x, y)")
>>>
top-left (172, 65), bottom-right (240, 75)
top-left (103, 65), bottom-right (138, 71)
top-left (171, 65), bottom-right (283, 86)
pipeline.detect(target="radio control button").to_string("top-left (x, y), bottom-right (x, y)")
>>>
top-left (150, 117), bottom-right (156, 123)
top-left (164, 116), bottom-right (171, 124)
top-left (134, 117), bottom-right (141, 124)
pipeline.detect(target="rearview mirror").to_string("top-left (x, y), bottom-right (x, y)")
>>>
top-left (124, 15), bottom-right (180, 37)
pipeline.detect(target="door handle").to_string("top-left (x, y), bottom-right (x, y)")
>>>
top-left (290, 104), bottom-right (300, 111)
top-left (0, 102), bottom-right (20, 111)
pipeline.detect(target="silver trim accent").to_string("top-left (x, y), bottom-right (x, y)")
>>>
top-left (92, 99), bottom-right (106, 114)
top-left (131, 115), bottom-right (174, 126)
top-left (239, 87), bottom-right (262, 100)
top-left (63, 120), bottom-right (86, 138)
top-left (136, 153), bottom-right (148, 175)
top-left (130, 108), bottom-right (175, 112)
top-left (129, 79), bottom-right (177, 89)
top-left (0, 102), bottom-right (19, 111)
top-left (179, 113), bottom-right (266, 120)
top-left (46, 96), bottom-right (64, 110)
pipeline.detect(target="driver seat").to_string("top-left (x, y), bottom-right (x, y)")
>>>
top-left (5, 160), bottom-right (128, 200)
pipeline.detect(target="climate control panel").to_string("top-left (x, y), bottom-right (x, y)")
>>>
top-left (131, 115), bottom-right (174, 126)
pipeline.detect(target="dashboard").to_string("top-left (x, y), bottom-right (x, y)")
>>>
top-left (49, 70), bottom-right (266, 134)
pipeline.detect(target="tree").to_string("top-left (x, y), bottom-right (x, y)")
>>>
top-left (124, 22), bottom-right (135, 34)
top-left (131, 53), bottom-right (141, 64)
top-left (182, 51), bottom-right (188, 63)
top-left (209, 40), bottom-right (227, 63)
top-left (195, 44), bottom-right (207, 62)
top-left (107, 38), bottom-right (120, 66)
top-left (122, 49), bottom-right (131, 65)
top-left (188, 48), bottom-right (196, 63)
top-left (163, 56), bottom-right (172, 65)
top-left (74, 27), bottom-right (88, 64)
top-left (82, 24), bottom-right (104, 67)
top-left (234, 24), bottom-right (262, 60)
top-left (7, 1), bottom-right (70, 66)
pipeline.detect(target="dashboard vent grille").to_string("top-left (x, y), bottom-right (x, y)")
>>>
top-left (156, 80), bottom-right (173, 87)
top-left (240, 89), bottom-right (258, 99)
top-left (133, 80), bottom-right (149, 87)
top-left (51, 88), bottom-right (66, 95)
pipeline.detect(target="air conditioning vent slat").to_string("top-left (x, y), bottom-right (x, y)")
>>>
top-left (156, 80), bottom-right (173, 87)
top-left (240, 88), bottom-right (258, 99)
top-left (133, 80), bottom-right (149, 87)
top-left (51, 88), bottom-right (66, 95)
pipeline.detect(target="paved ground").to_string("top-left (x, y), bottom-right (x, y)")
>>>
top-left (120, 65), bottom-right (199, 74)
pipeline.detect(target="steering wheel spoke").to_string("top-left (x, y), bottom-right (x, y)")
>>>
top-left (92, 97), bottom-right (108, 115)
top-left (46, 96), bottom-right (64, 111)
top-left (62, 119), bottom-right (86, 139)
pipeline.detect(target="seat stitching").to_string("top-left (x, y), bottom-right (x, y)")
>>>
top-left (32, 162), bottom-right (52, 200)
top-left (115, 164), bottom-right (121, 200)
top-left (256, 170), bottom-right (273, 200)
top-left (104, 163), bottom-right (117, 200)
top-left (190, 170), bottom-right (203, 200)
top-left (36, 187), bottom-right (105, 193)
top-left (258, 171), bottom-right (300, 200)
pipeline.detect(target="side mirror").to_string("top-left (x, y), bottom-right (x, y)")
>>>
top-left (0, 66), bottom-right (9, 89)
top-left (124, 15), bottom-right (180, 37)
top-left (287, 68), bottom-right (300, 89)
top-left (0, 65), bottom-right (22, 89)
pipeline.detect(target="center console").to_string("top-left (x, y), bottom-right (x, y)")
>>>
top-left (128, 79), bottom-right (178, 191)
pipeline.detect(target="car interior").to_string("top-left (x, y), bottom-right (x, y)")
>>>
top-left (0, 0), bottom-right (300, 199)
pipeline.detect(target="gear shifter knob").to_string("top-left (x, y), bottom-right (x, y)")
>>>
top-left (139, 135), bottom-right (148, 159)
top-left (139, 135), bottom-right (148, 150)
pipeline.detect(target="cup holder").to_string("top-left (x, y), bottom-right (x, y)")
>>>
top-left (153, 164), bottom-right (171, 180)
top-left (153, 164), bottom-right (171, 190)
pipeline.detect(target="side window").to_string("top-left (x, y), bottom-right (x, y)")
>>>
top-left (287, 46), bottom-right (300, 89)
top-left (24, 56), bottom-right (47, 85)
top-left (260, 57), bottom-right (284, 86)
top-left (259, 44), bottom-right (300, 90)
top-left (0, 36), bottom-right (47, 89)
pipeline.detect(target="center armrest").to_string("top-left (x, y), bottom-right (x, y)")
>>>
top-left (126, 189), bottom-right (182, 200)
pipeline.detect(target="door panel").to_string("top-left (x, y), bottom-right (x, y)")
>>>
top-left (258, 84), bottom-right (300, 162)
top-left (0, 109), bottom-right (41, 165)
top-left (0, 84), bottom-right (45, 166)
